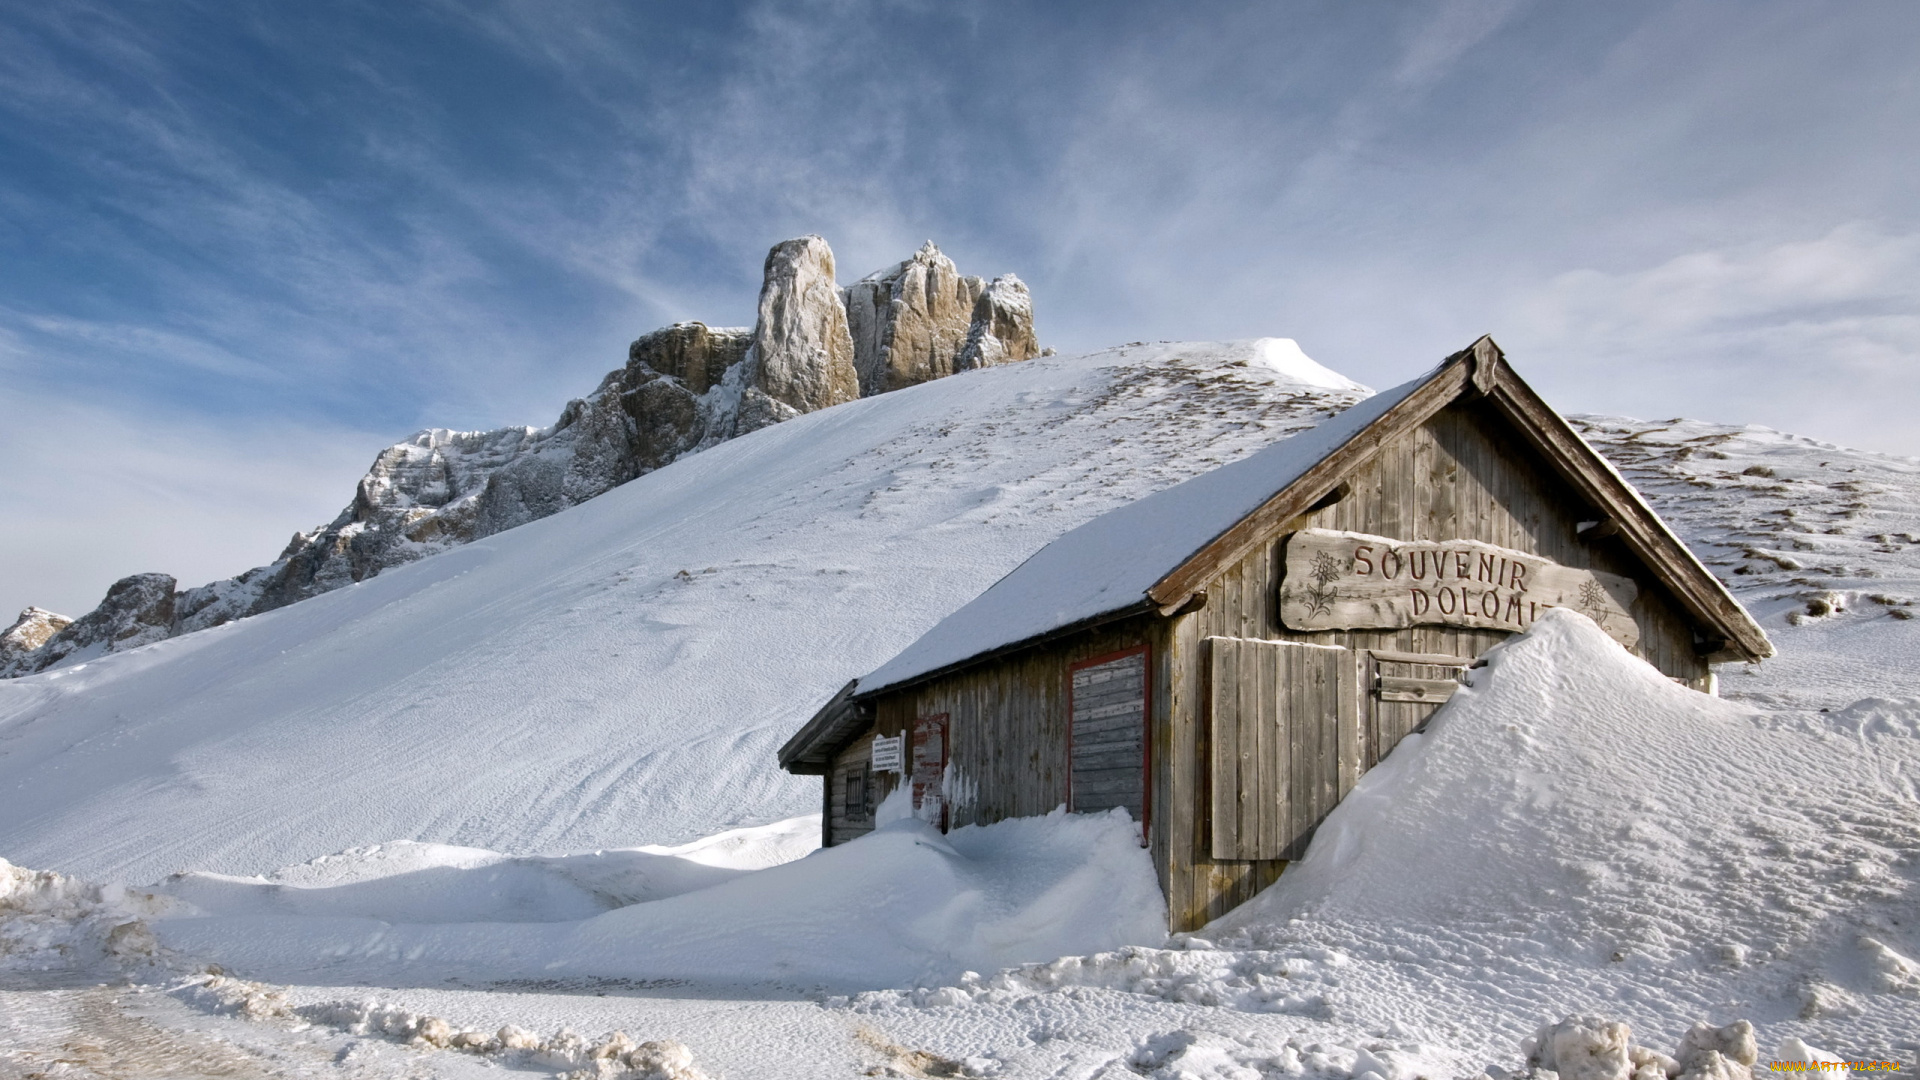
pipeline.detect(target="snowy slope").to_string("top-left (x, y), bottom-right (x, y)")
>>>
top-left (0, 340), bottom-right (1367, 883)
top-left (1568, 414), bottom-right (1920, 709)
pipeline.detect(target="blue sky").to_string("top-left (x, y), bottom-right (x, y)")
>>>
top-left (3, 0), bottom-right (1917, 619)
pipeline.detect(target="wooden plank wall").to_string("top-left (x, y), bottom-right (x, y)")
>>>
top-left (871, 616), bottom-right (1166, 835)
top-left (1206, 637), bottom-right (1347, 861)
top-left (1069, 649), bottom-right (1149, 819)
top-left (1369, 655), bottom-right (1469, 769)
top-left (1158, 401), bottom-right (1714, 930)
top-left (826, 733), bottom-right (878, 846)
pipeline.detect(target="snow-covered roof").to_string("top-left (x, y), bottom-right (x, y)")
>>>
top-left (856, 368), bottom-right (1433, 696)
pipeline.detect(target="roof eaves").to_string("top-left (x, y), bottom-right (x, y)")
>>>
top-left (853, 598), bottom-right (1157, 702)
top-left (777, 679), bottom-right (864, 774)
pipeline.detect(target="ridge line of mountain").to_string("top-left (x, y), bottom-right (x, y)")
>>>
top-left (0, 235), bottom-right (1042, 678)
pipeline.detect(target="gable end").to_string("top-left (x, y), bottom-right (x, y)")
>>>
top-left (1147, 338), bottom-right (1771, 662)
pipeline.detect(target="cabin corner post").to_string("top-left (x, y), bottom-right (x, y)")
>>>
top-left (1146, 620), bottom-right (1175, 925)
top-left (1159, 607), bottom-right (1209, 932)
top-left (820, 763), bottom-right (834, 847)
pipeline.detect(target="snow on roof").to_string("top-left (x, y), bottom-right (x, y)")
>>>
top-left (857, 365), bottom-right (1436, 696)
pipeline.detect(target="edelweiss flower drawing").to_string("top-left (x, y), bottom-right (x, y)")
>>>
top-left (1301, 549), bottom-right (1343, 618)
top-left (1577, 579), bottom-right (1611, 627)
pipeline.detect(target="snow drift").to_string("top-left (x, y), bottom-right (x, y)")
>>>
top-left (813, 609), bottom-right (1920, 1071)
top-left (1196, 607), bottom-right (1920, 1054)
top-left (137, 807), bottom-right (1165, 992)
top-left (151, 816), bottom-right (820, 926)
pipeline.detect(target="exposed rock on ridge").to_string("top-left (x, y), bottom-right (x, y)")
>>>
top-left (843, 241), bottom-right (1041, 398)
top-left (4, 236), bottom-right (1039, 677)
top-left (472, 322), bottom-right (754, 539)
top-left (2, 574), bottom-right (178, 676)
top-left (0, 608), bottom-right (72, 673)
top-left (847, 241), bottom-right (983, 395)
top-left (959, 274), bottom-right (1038, 371)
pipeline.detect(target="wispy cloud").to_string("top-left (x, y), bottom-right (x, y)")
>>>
top-left (1393, 0), bottom-right (1530, 87)
top-left (1501, 223), bottom-right (1920, 453)
top-left (0, 385), bottom-right (386, 620)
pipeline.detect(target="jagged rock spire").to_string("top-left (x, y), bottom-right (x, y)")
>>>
top-left (736, 235), bottom-right (860, 432)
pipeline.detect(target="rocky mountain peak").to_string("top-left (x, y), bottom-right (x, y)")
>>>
top-left (736, 235), bottom-right (860, 433)
top-left (844, 240), bottom-right (1020, 396)
top-left (958, 274), bottom-right (1039, 371)
top-left (626, 321), bottom-right (751, 397)
top-left (3, 235), bottom-right (1041, 678)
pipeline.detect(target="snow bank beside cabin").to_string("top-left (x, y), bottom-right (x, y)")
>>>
top-left (1194, 607), bottom-right (1920, 1055)
top-left (150, 816), bottom-right (821, 925)
top-left (146, 807), bottom-right (1164, 992)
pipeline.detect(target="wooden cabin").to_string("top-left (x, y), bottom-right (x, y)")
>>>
top-left (778, 338), bottom-right (1772, 931)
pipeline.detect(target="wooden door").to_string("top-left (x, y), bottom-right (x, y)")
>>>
top-left (1366, 650), bottom-right (1469, 768)
top-left (911, 713), bottom-right (949, 829)
top-left (1207, 637), bottom-right (1355, 861)
top-left (1068, 646), bottom-right (1150, 835)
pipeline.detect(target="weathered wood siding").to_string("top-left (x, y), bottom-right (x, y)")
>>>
top-left (825, 732), bottom-right (883, 846)
top-left (1206, 637), bottom-right (1352, 861)
top-left (1157, 400), bottom-right (1713, 929)
top-left (867, 616), bottom-right (1167, 837)
top-left (1367, 651), bottom-right (1469, 769)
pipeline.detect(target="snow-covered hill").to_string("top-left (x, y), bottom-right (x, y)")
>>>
top-left (1568, 415), bottom-right (1920, 709)
top-left (0, 338), bottom-right (1366, 883)
top-left (4, 338), bottom-right (1919, 1078)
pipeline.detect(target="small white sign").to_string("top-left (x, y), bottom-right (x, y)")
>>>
top-left (870, 734), bottom-right (904, 773)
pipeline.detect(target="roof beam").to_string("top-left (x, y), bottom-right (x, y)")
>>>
top-left (1477, 360), bottom-right (1772, 660)
top-left (1146, 352), bottom-right (1473, 607)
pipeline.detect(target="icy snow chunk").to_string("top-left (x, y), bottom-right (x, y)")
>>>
top-left (1674, 1021), bottom-right (1756, 1080)
top-left (1858, 935), bottom-right (1920, 992)
top-left (1524, 1016), bottom-right (1635, 1080)
top-left (0, 857), bottom-right (180, 976)
top-left (1519, 1017), bottom-right (1756, 1080)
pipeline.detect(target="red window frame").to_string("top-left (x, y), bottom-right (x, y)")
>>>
top-left (1065, 643), bottom-right (1152, 842)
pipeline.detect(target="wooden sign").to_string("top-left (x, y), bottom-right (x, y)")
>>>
top-left (1279, 528), bottom-right (1640, 647)
top-left (870, 734), bottom-right (903, 773)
